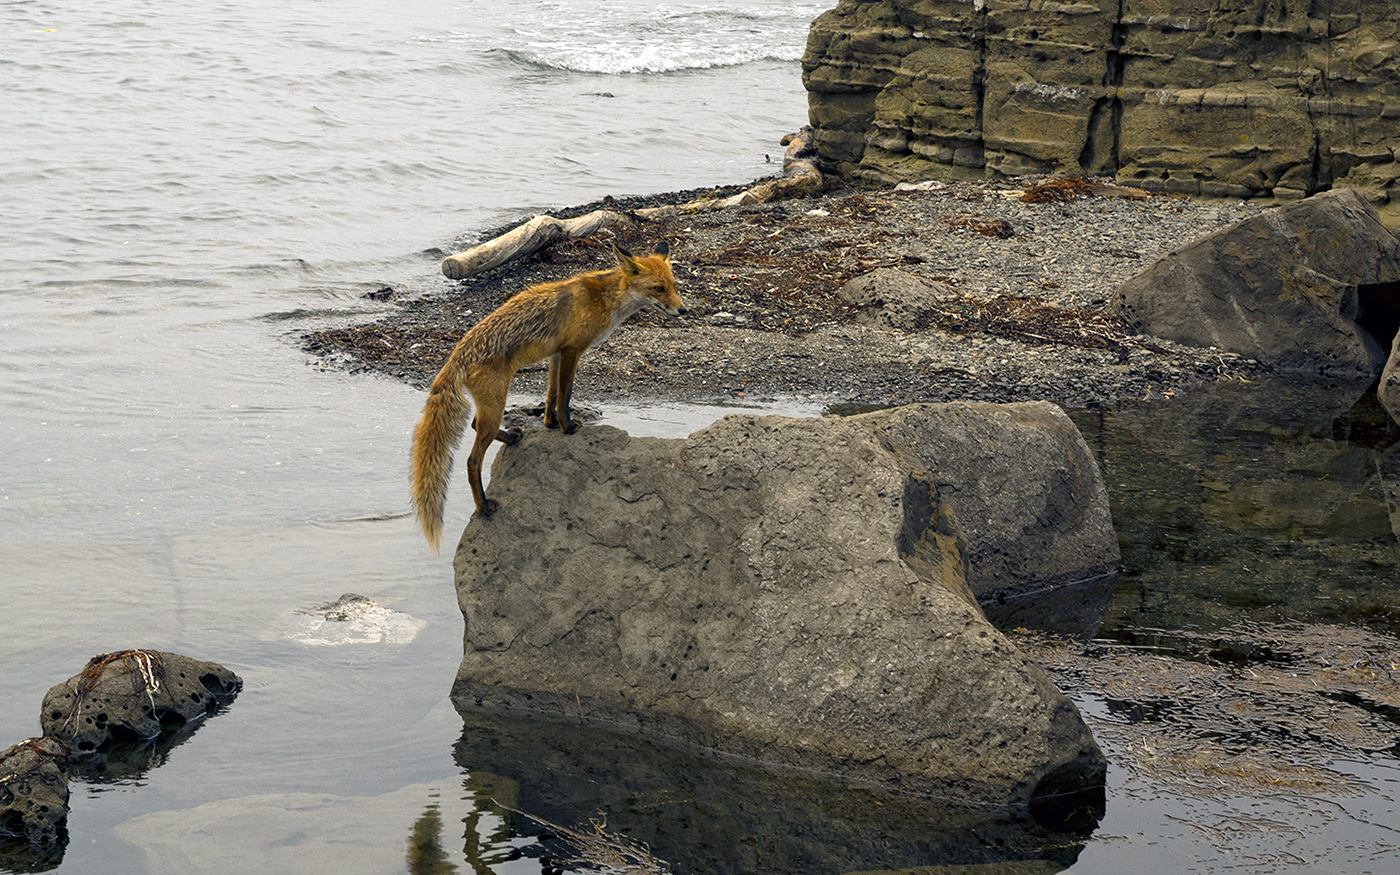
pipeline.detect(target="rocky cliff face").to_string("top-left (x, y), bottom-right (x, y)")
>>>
top-left (803, 1), bottom-right (1400, 204)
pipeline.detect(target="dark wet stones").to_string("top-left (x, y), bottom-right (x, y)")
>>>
top-left (0, 650), bottom-right (241, 860)
top-left (40, 650), bottom-right (242, 754)
top-left (0, 737), bottom-right (69, 848)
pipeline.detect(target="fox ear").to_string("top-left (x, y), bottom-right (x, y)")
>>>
top-left (653, 240), bottom-right (670, 258)
top-left (613, 244), bottom-right (639, 274)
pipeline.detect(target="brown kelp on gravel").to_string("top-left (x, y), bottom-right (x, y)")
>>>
top-left (302, 176), bottom-right (1269, 409)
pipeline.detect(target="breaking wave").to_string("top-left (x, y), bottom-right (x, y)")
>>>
top-left (451, 3), bottom-right (823, 75)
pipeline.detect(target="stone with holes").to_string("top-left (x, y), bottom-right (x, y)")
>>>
top-left (1115, 188), bottom-right (1400, 377)
top-left (450, 403), bottom-right (1112, 828)
top-left (0, 737), bottom-right (69, 847)
top-left (39, 651), bottom-right (242, 754)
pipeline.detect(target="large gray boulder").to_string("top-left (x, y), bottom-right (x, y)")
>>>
top-left (1115, 188), bottom-right (1400, 376)
top-left (450, 403), bottom-right (1111, 824)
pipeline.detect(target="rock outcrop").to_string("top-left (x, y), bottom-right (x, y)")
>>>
top-left (803, 1), bottom-right (1400, 205)
top-left (1114, 188), bottom-right (1400, 376)
top-left (450, 404), bottom-right (1113, 824)
top-left (1381, 345), bottom-right (1400, 425)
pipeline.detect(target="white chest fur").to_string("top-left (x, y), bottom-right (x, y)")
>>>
top-left (593, 293), bottom-right (649, 346)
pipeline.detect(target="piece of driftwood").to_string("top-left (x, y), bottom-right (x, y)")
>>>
top-left (440, 126), bottom-right (824, 280)
top-left (440, 208), bottom-right (633, 280)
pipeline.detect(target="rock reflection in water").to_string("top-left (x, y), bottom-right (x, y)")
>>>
top-left (451, 708), bottom-right (1089, 875)
top-left (1068, 377), bottom-right (1400, 636)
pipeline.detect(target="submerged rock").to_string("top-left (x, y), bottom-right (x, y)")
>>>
top-left (1115, 189), bottom-right (1400, 377)
top-left (287, 593), bottom-right (428, 646)
top-left (40, 650), bottom-right (242, 755)
top-left (450, 403), bottom-right (1111, 824)
top-left (0, 737), bottom-right (69, 849)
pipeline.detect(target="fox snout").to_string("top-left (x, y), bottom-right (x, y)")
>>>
top-left (652, 288), bottom-right (687, 317)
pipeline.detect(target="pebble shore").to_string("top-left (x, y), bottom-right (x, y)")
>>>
top-left (305, 176), bottom-right (1271, 411)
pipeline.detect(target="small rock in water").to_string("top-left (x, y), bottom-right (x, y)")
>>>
top-left (288, 593), bottom-right (427, 646)
top-left (0, 737), bottom-right (70, 848)
top-left (40, 650), bottom-right (242, 754)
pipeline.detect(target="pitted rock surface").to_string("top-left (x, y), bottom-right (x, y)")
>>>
top-left (40, 651), bottom-right (242, 753)
top-left (0, 737), bottom-right (69, 847)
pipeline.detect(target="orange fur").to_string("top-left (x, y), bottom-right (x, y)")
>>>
top-left (410, 243), bottom-right (685, 551)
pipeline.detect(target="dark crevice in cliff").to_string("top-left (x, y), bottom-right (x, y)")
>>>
top-left (971, 3), bottom-right (989, 168)
top-left (1308, 128), bottom-right (1325, 195)
top-left (1356, 281), bottom-right (1400, 352)
top-left (1081, 2), bottom-right (1127, 175)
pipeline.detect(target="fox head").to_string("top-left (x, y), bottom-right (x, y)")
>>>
top-left (615, 242), bottom-right (687, 317)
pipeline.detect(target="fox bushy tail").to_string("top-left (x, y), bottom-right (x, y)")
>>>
top-left (410, 359), bottom-right (472, 552)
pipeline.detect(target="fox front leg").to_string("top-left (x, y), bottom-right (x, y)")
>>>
top-left (544, 349), bottom-right (584, 433)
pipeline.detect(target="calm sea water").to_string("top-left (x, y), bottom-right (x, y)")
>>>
top-left (1, 1), bottom-right (814, 871)
top-left (4, 2), bottom-right (1398, 874)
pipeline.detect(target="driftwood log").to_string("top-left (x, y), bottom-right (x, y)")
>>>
top-left (441, 127), bottom-right (823, 280)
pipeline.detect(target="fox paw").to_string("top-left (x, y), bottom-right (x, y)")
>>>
top-left (478, 498), bottom-right (499, 518)
top-left (495, 427), bottom-right (523, 445)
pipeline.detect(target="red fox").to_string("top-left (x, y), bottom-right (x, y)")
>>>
top-left (410, 242), bottom-right (686, 551)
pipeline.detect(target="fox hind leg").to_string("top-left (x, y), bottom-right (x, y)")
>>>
top-left (469, 415), bottom-right (522, 445)
top-left (466, 390), bottom-right (510, 517)
top-left (543, 353), bottom-right (564, 430)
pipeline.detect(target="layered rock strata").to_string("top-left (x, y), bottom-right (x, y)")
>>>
top-left (803, 1), bottom-right (1400, 204)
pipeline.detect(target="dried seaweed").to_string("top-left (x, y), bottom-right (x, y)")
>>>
top-left (924, 292), bottom-right (1168, 354)
top-left (948, 215), bottom-right (1016, 238)
top-left (507, 807), bottom-right (671, 874)
top-left (58, 650), bottom-right (166, 738)
top-left (1020, 177), bottom-right (1095, 204)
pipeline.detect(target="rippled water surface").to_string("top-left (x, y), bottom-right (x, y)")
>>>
top-left (1, 1), bottom-right (812, 871)
top-left (3, 2), bottom-right (1398, 873)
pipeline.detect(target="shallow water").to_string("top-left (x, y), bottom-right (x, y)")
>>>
top-left (4, 1), bottom-right (1400, 873)
top-left (1, 0), bottom-right (812, 870)
top-left (1070, 379), bottom-right (1400, 638)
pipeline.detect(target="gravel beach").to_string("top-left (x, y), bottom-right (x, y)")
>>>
top-left (305, 176), bottom-right (1271, 411)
